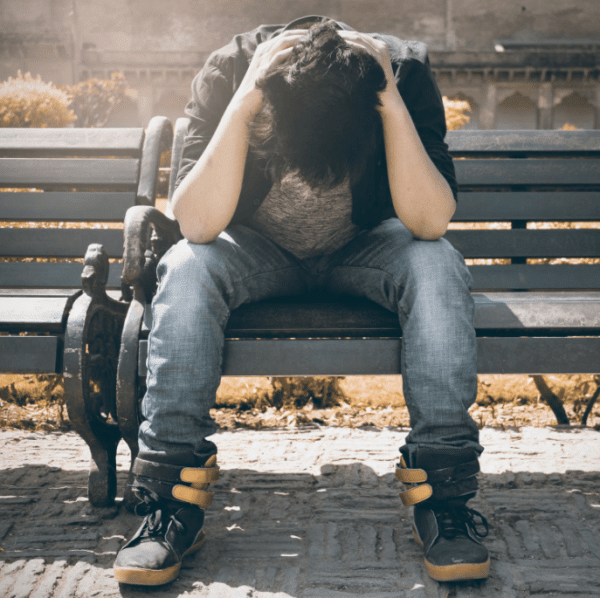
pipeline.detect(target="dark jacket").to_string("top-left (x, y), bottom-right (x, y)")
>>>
top-left (176, 15), bottom-right (457, 230)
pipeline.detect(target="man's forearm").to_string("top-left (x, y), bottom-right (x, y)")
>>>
top-left (379, 92), bottom-right (456, 241)
top-left (172, 30), bottom-right (306, 245)
top-left (171, 99), bottom-right (253, 244)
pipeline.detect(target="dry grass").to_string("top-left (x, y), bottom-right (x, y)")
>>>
top-left (2, 372), bottom-right (599, 432)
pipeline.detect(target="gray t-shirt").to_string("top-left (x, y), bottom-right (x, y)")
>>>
top-left (248, 173), bottom-right (360, 259)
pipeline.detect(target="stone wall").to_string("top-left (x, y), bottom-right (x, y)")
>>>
top-left (1, 0), bottom-right (599, 128)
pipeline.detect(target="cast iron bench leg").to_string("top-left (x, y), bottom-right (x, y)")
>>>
top-left (64, 245), bottom-right (127, 507)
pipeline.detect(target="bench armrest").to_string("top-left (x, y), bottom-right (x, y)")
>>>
top-left (137, 116), bottom-right (174, 206)
top-left (122, 205), bottom-right (182, 301)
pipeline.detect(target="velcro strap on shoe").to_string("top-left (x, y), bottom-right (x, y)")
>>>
top-left (133, 458), bottom-right (220, 485)
top-left (396, 456), bottom-right (432, 507)
top-left (172, 485), bottom-right (214, 508)
top-left (400, 483), bottom-right (433, 507)
top-left (426, 459), bottom-right (479, 485)
top-left (133, 476), bottom-right (215, 508)
top-left (431, 476), bottom-right (479, 501)
top-left (395, 464), bottom-right (428, 484)
top-left (180, 467), bottom-right (220, 484)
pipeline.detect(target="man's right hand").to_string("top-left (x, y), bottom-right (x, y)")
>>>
top-left (235, 30), bottom-right (306, 117)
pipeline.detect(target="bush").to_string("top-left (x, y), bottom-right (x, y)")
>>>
top-left (443, 96), bottom-right (471, 131)
top-left (0, 71), bottom-right (76, 128)
top-left (267, 376), bottom-right (346, 410)
top-left (63, 72), bottom-right (128, 128)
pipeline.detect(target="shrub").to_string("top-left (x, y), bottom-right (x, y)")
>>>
top-left (63, 72), bottom-right (128, 128)
top-left (443, 96), bottom-right (471, 131)
top-left (0, 71), bottom-right (76, 128)
top-left (267, 376), bottom-right (346, 410)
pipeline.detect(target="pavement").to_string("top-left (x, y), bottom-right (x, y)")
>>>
top-left (0, 424), bottom-right (600, 598)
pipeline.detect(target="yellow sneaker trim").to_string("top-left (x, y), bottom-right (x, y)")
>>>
top-left (400, 483), bottom-right (432, 507)
top-left (172, 485), bottom-right (214, 508)
top-left (114, 562), bottom-right (182, 586)
top-left (395, 465), bottom-right (428, 484)
top-left (180, 467), bottom-right (220, 484)
top-left (424, 556), bottom-right (490, 582)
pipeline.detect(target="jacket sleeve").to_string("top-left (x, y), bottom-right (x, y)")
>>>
top-left (174, 53), bottom-right (236, 191)
top-left (397, 48), bottom-right (458, 201)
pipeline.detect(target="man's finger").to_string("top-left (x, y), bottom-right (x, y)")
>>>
top-left (269, 45), bottom-right (295, 66)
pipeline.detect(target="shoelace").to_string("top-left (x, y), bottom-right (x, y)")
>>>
top-left (433, 500), bottom-right (489, 540)
top-left (133, 486), bottom-right (186, 539)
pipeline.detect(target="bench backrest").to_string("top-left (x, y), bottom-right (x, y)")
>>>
top-left (447, 130), bottom-right (600, 291)
top-left (167, 120), bottom-right (600, 291)
top-left (0, 117), bottom-right (172, 291)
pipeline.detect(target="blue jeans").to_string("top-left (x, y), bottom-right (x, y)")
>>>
top-left (139, 218), bottom-right (481, 460)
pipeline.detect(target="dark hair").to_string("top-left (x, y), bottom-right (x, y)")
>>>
top-left (249, 23), bottom-right (387, 189)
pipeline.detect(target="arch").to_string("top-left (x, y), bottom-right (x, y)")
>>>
top-left (495, 91), bottom-right (537, 130)
top-left (553, 91), bottom-right (595, 130)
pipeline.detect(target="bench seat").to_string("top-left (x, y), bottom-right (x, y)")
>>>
top-left (136, 292), bottom-right (600, 376)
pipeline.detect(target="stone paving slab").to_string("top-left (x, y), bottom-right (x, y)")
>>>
top-left (0, 425), bottom-right (599, 597)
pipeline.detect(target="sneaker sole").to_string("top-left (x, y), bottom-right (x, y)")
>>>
top-left (114, 531), bottom-right (206, 586)
top-left (412, 526), bottom-right (490, 582)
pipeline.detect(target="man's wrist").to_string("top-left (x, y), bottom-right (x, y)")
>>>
top-left (378, 86), bottom-right (406, 118)
top-left (229, 89), bottom-right (262, 125)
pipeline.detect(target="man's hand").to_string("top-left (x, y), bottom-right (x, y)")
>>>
top-left (339, 31), bottom-right (400, 109)
top-left (235, 30), bottom-right (306, 118)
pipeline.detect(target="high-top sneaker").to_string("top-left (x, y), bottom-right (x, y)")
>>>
top-left (114, 453), bottom-right (219, 586)
top-left (396, 447), bottom-right (489, 582)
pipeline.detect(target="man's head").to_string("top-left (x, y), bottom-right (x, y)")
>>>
top-left (250, 23), bottom-right (387, 189)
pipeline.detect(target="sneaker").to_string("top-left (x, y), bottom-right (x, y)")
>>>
top-left (114, 488), bottom-right (206, 585)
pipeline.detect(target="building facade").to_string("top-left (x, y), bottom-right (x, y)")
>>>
top-left (1, 0), bottom-right (599, 129)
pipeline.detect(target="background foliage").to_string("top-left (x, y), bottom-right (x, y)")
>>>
top-left (0, 71), bottom-right (128, 128)
top-left (0, 71), bottom-right (76, 128)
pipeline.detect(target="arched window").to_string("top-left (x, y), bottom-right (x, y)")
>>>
top-left (553, 92), bottom-right (595, 130)
top-left (495, 91), bottom-right (537, 130)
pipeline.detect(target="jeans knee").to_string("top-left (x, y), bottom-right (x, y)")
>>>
top-left (158, 239), bottom-right (231, 289)
top-left (405, 238), bottom-right (472, 293)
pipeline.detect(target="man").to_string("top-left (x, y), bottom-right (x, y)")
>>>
top-left (114, 15), bottom-right (489, 586)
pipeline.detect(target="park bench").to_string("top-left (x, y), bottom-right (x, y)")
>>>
top-left (0, 116), bottom-right (173, 505)
top-left (104, 119), bottom-right (600, 509)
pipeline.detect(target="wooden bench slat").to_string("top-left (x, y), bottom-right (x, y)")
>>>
top-left (0, 192), bottom-right (137, 221)
top-left (0, 229), bottom-right (123, 258)
top-left (0, 335), bottom-right (59, 373)
top-left (447, 129), bottom-right (600, 155)
top-left (0, 289), bottom-right (81, 296)
top-left (453, 192), bottom-right (600, 221)
top-left (0, 262), bottom-right (123, 289)
top-left (137, 336), bottom-right (600, 376)
top-left (475, 337), bottom-right (600, 374)
top-left (0, 128), bottom-right (144, 152)
top-left (470, 264), bottom-right (600, 290)
top-left (473, 291), bottom-right (600, 331)
top-left (0, 158), bottom-right (140, 186)
top-left (445, 229), bottom-right (600, 258)
top-left (455, 159), bottom-right (600, 186)
top-left (0, 295), bottom-right (78, 332)
top-left (140, 292), bottom-right (600, 338)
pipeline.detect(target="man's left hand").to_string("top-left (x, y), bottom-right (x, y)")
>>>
top-left (339, 31), bottom-right (400, 108)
